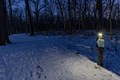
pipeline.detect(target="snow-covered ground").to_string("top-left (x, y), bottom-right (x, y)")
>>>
top-left (0, 33), bottom-right (120, 80)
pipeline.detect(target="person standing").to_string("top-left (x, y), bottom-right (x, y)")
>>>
top-left (96, 33), bottom-right (105, 66)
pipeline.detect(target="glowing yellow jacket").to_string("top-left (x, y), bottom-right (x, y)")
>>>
top-left (97, 38), bottom-right (104, 48)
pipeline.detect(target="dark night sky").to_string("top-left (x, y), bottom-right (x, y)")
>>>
top-left (12, 0), bottom-right (120, 12)
top-left (17, 0), bottom-right (120, 7)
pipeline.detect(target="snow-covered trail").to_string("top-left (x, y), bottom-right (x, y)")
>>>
top-left (0, 34), bottom-right (119, 80)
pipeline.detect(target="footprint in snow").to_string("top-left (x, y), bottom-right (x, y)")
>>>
top-left (35, 65), bottom-right (45, 79)
top-left (36, 65), bottom-right (43, 72)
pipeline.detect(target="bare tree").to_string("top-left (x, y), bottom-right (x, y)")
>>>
top-left (96, 0), bottom-right (103, 31)
top-left (31, 0), bottom-right (40, 32)
top-left (56, 0), bottom-right (65, 30)
top-left (83, 0), bottom-right (87, 30)
top-left (0, 0), bottom-right (10, 45)
top-left (67, 0), bottom-right (72, 33)
top-left (1, 0), bottom-right (119, 34)
top-left (72, 0), bottom-right (77, 31)
top-left (24, 0), bottom-right (34, 35)
top-left (8, 0), bottom-right (15, 34)
top-left (109, 0), bottom-right (115, 39)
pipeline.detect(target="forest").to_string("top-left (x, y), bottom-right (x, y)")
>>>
top-left (0, 0), bottom-right (119, 45)
top-left (0, 0), bottom-right (120, 80)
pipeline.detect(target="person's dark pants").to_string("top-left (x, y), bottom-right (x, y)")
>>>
top-left (98, 47), bottom-right (104, 66)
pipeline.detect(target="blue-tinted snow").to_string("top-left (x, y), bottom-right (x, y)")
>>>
top-left (0, 33), bottom-right (120, 80)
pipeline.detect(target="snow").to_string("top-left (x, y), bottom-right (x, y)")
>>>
top-left (0, 33), bottom-right (120, 80)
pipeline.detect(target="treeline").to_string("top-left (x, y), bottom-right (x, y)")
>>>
top-left (0, 0), bottom-right (119, 45)
top-left (7, 0), bottom-right (120, 34)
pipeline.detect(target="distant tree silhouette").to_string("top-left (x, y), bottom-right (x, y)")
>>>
top-left (25, 0), bottom-right (34, 35)
top-left (0, 0), bottom-right (10, 45)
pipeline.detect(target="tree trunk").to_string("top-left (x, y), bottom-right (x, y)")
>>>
top-left (25, 0), bottom-right (34, 35)
top-left (44, 0), bottom-right (48, 31)
top-left (94, 5), bottom-right (97, 30)
top-left (96, 0), bottom-right (103, 66)
top-left (0, 0), bottom-right (10, 45)
top-left (96, 0), bottom-right (103, 31)
top-left (109, 0), bottom-right (115, 40)
top-left (83, 0), bottom-right (87, 30)
top-left (8, 0), bottom-right (13, 34)
top-left (67, 0), bottom-right (72, 33)
top-left (34, 0), bottom-right (39, 32)
top-left (56, 0), bottom-right (65, 31)
top-left (72, 0), bottom-right (77, 31)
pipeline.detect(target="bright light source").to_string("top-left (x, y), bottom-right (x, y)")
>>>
top-left (98, 33), bottom-right (103, 38)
